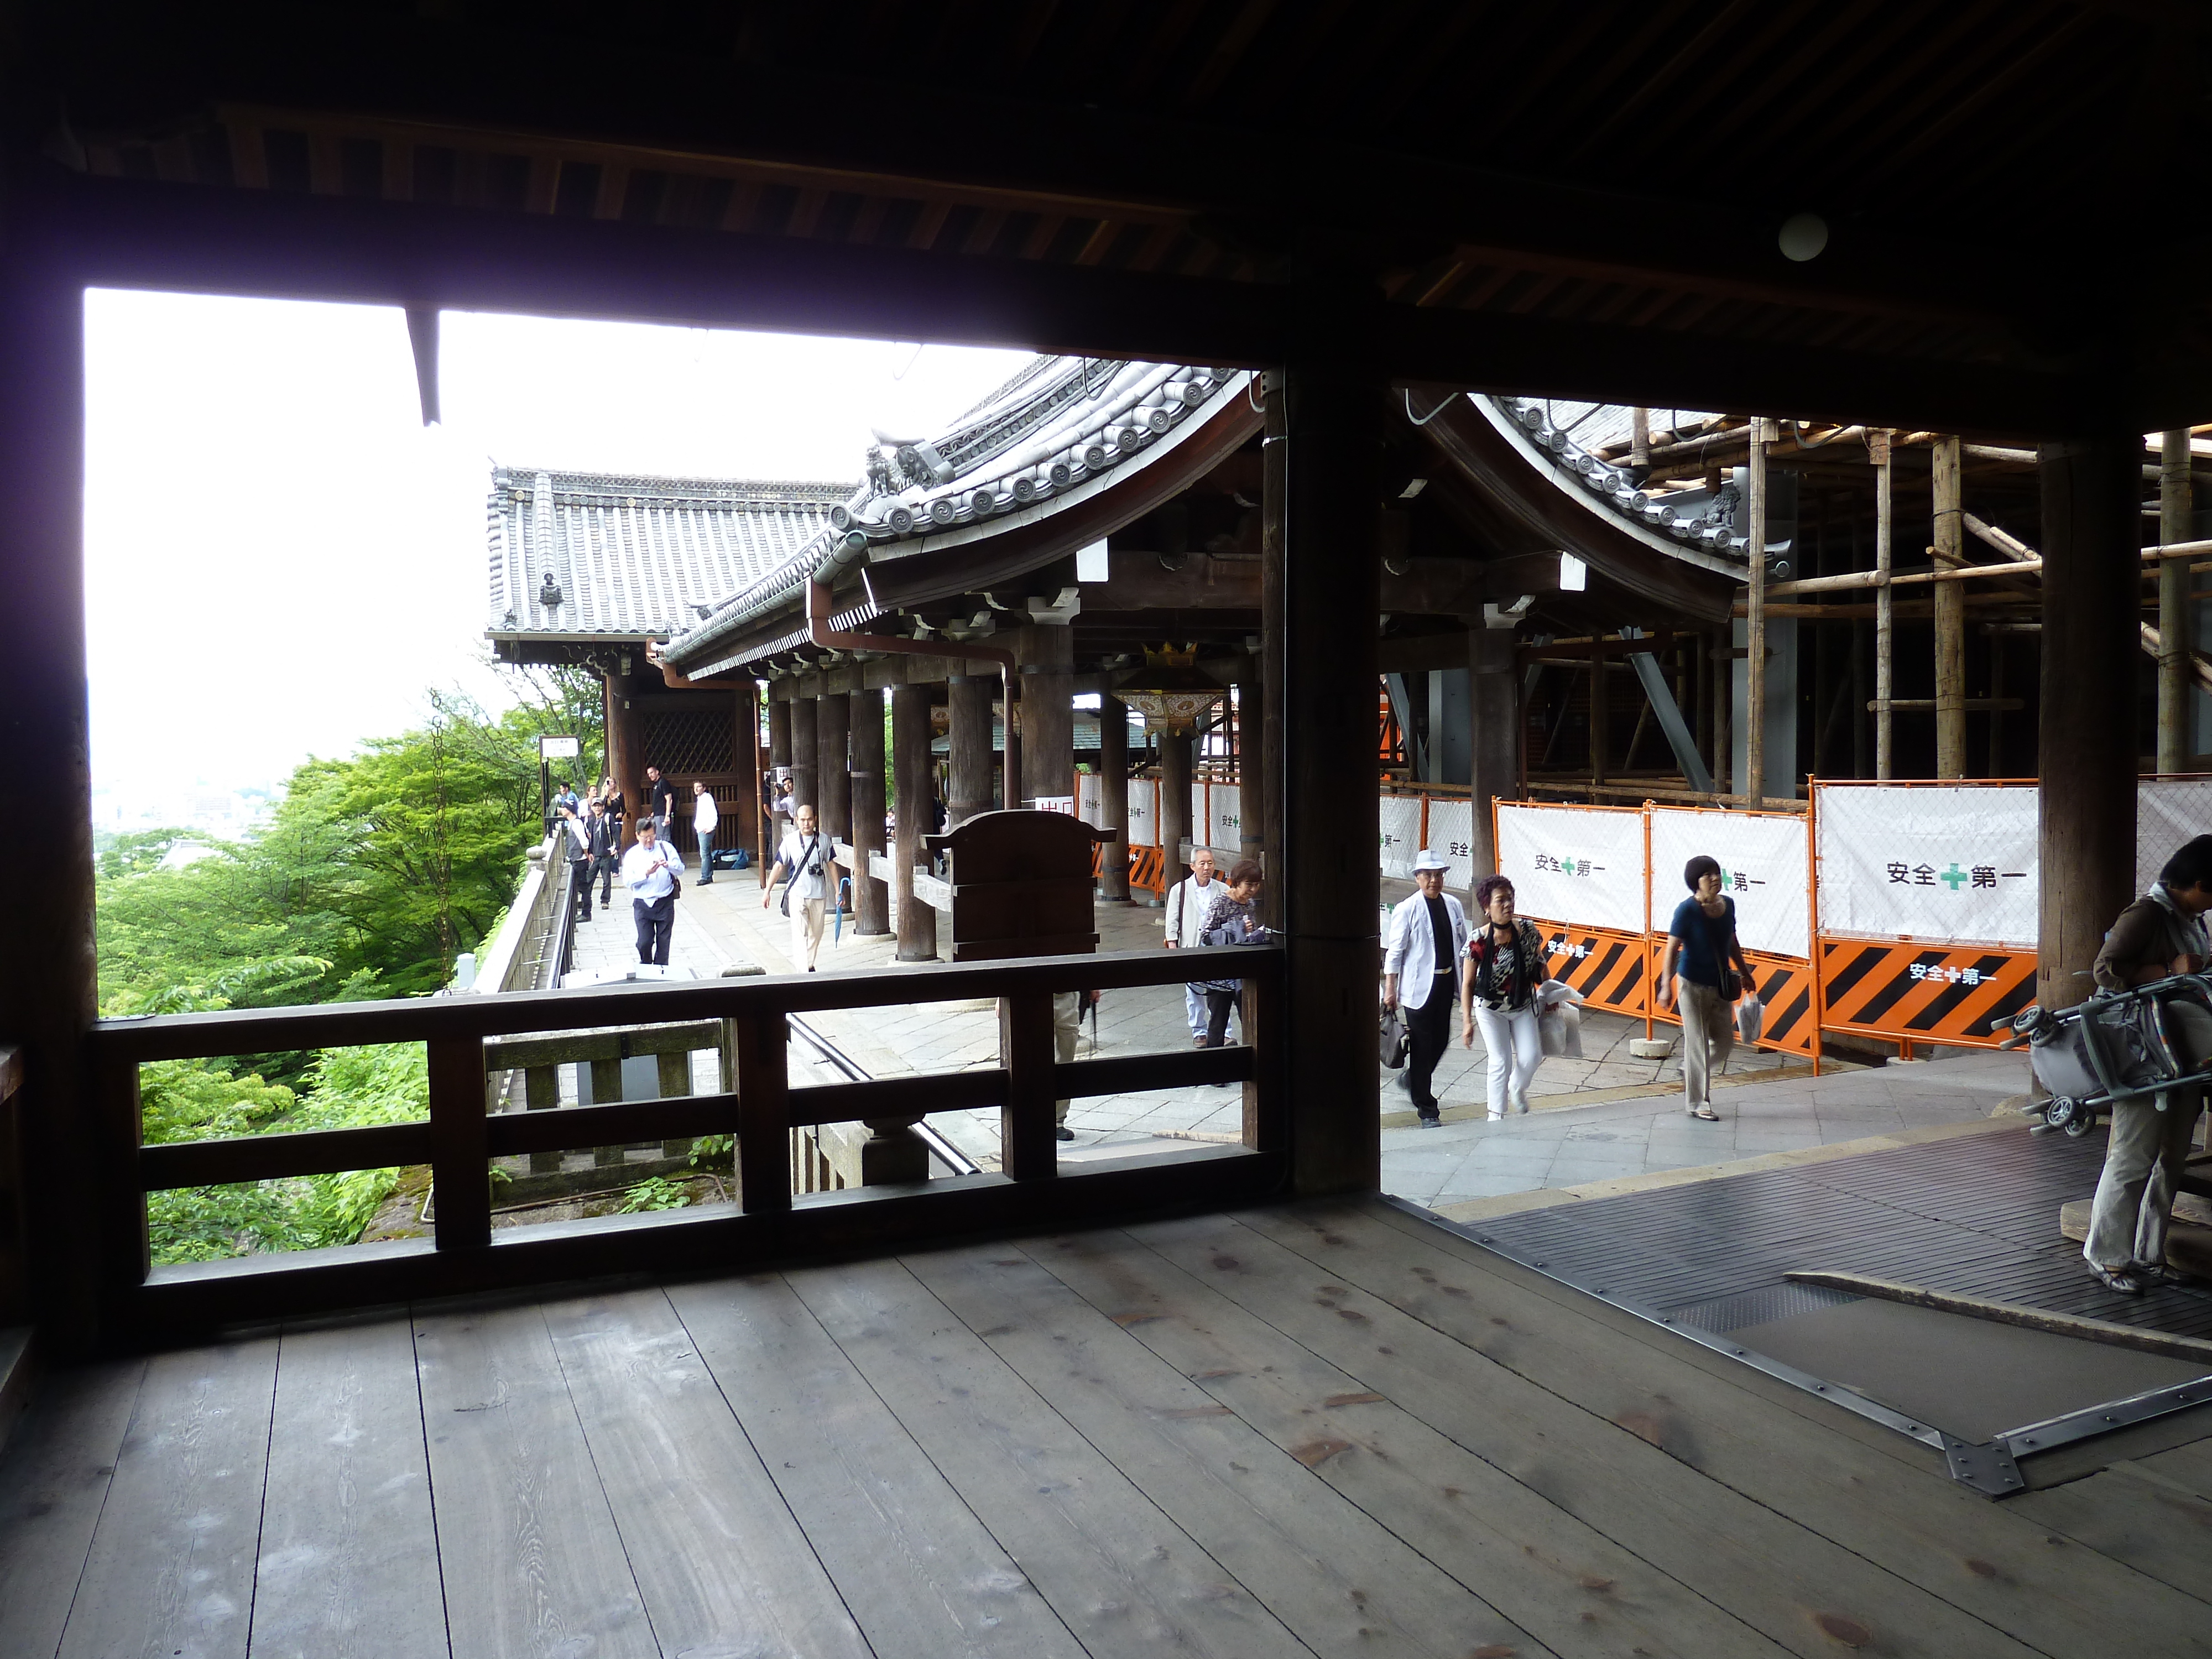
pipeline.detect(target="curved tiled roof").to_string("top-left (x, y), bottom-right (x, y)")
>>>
top-left (665, 355), bottom-right (1249, 669)
top-left (486, 466), bottom-right (851, 640)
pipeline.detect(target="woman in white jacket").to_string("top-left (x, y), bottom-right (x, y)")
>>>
top-left (1381, 850), bottom-right (1471, 1127)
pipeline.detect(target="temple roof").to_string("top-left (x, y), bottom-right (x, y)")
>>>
top-left (484, 466), bottom-right (850, 644)
top-left (665, 354), bottom-right (1249, 673)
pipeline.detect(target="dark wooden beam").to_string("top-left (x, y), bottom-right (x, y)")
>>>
top-left (22, 169), bottom-right (2138, 438)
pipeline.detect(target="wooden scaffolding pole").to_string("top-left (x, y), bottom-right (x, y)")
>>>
top-left (2161, 428), bottom-right (2195, 773)
top-left (1872, 427), bottom-right (1896, 779)
top-left (1744, 415), bottom-right (1769, 803)
top-left (1933, 434), bottom-right (1967, 777)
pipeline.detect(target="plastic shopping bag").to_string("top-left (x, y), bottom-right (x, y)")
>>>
top-left (1535, 979), bottom-right (1585, 1059)
top-left (1736, 992), bottom-right (1765, 1047)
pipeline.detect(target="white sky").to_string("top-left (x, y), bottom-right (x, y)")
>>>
top-left (84, 290), bottom-right (1034, 808)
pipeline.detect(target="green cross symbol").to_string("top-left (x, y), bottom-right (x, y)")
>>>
top-left (1939, 862), bottom-right (1968, 891)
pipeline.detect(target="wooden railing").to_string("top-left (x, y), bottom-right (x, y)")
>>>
top-left (92, 947), bottom-right (1284, 1333)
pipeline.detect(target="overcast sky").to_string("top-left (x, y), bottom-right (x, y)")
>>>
top-left (84, 290), bottom-right (1033, 808)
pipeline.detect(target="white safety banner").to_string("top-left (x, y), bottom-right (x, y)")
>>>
top-left (1647, 807), bottom-right (1810, 959)
top-left (1426, 799), bottom-right (1478, 885)
top-left (1494, 804), bottom-right (1646, 931)
top-left (2139, 779), bottom-right (2212, 894)
top-left (1379, 795), bottom-right (1421, 881)
top-left (1126, 779), bottom-right (1157, 848)
top-left (1815, 784), bottom-right (2038, 948)
top-left (1208, 784), bottom-right (1243, 855)
top-left (1076, 773), bottom-right (1102, 826)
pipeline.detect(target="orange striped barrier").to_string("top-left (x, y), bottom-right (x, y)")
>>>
top-left (1129, 844), bottom-right (1167, 896)
top-left (1526, 920), bottom-right (1649, 1020)
top-left (1816, 937), bottom-right (2037, 1051)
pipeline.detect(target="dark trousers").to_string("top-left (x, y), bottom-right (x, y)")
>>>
top-left (595, 854), bottom-right (615, 906)
top-left (1405, 976), bottom-right (1457, 1116)
top-left (567, 859), bottom-right (593, 920)
top-left (633, 894), bottom-right (674, 965)
top-left (697, 831), bottom-right (715, 881)
top-left (1203, 987), bottom-right (1239, 1047)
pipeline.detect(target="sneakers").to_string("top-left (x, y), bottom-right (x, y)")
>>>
top-left (1418, 1112), bottom-right (1442, 1129)
top-left (1055, 1125), bottom-right (1076, 1141)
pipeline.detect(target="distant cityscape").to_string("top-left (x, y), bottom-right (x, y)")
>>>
top-left (92, 780), bottom-right (276, 845)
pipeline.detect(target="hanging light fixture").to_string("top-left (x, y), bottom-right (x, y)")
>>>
top-left (1108, 643), bottom-right (1225, 734)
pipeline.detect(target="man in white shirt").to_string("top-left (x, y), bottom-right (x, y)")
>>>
top-left (691, 780), bottom-right (721, 883)
top-left (620, 815), bottom-right (686, 966)
top-left (1381, 849), bottom-right (1471, 1127)
top-left (1162, 848), bottom-right (1220, 1047)
top-left (763, 803), bottom-right (842, 972)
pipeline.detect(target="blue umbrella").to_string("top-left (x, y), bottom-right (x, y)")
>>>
top-left (834, 875), bottom-right (852, 945)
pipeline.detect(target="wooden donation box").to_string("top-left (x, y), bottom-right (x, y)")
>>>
top-left (924, 809), bottom-right (1118, 962)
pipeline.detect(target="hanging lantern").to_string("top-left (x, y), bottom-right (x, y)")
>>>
top-left (1108, 644), bottom-right (1225, 734)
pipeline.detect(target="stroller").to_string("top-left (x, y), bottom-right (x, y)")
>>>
top-left (1997, 972), bottom-right (2212, 1138)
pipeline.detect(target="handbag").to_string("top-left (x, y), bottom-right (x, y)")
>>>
top-left (1379, 1008), bottom-right (1410, 1068)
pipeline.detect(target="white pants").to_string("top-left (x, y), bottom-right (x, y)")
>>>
top-left (1677, 979), bottom-right (1736, 1110)
top-left (1472, 1004), bottom-right (1542, 1118)
top-left (1184, 983), bottom-right (1209, 1041)
top-left (1052, 992), bottom-right (1083, 1126)
top-left (789, 894), bottom-right (826, 969)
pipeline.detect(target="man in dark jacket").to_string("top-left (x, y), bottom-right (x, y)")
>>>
top-left (558, 804), bottom-right (596, 923)
top-left (586, 796), bottom-right (618, 908)
top-left (2082, 834), bottom-right (2212, 1292)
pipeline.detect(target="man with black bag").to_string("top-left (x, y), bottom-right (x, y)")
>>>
top-left (1381, 850), bottom-right (1470, 1128)
top-left (557, 802), bottom-right (595, 924)
top-left (763, 802), bottom-right (841, 972)
top-left (2082, 834), bottom-right (2212, 1293)
top-left (620, 814), bottom-right (685, 967)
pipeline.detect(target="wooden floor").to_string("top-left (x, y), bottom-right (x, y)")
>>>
top-left (6, 1198), bottom-right (2212, 1659)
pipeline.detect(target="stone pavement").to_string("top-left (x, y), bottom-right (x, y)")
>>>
top-left (561, 863), bottom-right (2027, 1204)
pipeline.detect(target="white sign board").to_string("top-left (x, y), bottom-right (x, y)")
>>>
top-left (1494, 804), bottom-right (1646, 931)
top-left (538, 734), bottom-right (580, 759)
top-left (1077, 773), bottom-right (1102, 826)
top-left (1814, 784), bottom-right (2038, 948)
top-left (1379, 795), bottom-right (1421, 880)
top-left (2139, 779), bottom-right (2212, 895)
top-left (1035, 795), bottom-right (1077, 817)
top-left (1647, 806), bottom-right (1810, 959)
top-left (1425, 799), bottom-right (1477, 885)
top-left (1126, 779), bottom-right (1156, 848)
top-left (1208, 784), bottom-right (1243, 854)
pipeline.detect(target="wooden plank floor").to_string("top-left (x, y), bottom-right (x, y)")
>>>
top-left (4, 1197), bottom-right (2212, 1658)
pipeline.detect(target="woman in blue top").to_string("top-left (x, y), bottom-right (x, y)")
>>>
top-left (1658, 854), bottom-right (1752, 1121)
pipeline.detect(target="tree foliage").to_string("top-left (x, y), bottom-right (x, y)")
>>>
top-left (100, 666), bottom-right (604, 1262)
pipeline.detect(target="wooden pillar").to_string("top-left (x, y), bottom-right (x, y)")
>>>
top-left (2038, 435), bottom-right (2141, 1010)
top-left (1160, 728), bottom-right (1193, 884)
top-left (1933, 434), bottom-right (1967, 778)
top-left (816, 688), bottom-right (849, 843)
top-left (1588, 638), bottom-right (1608, 787)
top-left (734, 684), bottom-right (760, 864)
top-left (1098, 691), bottom-right (1130, 900)
top-left (1744, 415), bottom-right (1769, 803)
top-left (1872, 429), bottom-right (1896, 780)
top-left (1, 252), bottom-right (103, 1350)
top-left (1260, 371), bottom-right (1288, 927)
top-left (947, 673), bottom-right (993, 826)
top-left (893, 681), bottom-right (938, 961)
top-left (1233, 676), bottom-right (1265, 869)
top-left (764, 690), bottom-right (790, 878)
top-left (849, 686), bottom-right (888, 935)
top-left (1275, 321), bottom-right (1384, 1196)
top-left (2160, 429), bottom-right (2194, 774)
top-left (1709, 628), bottom-right (1731, 796)
top-left (606, 661), bottom-right (645, 848)
top-left (1014, 625), bottom-right (1074, 807)
top-left (1469, 627), bottom-right (1517, 876)
top-left (790, 692), bottom-right (817, 815)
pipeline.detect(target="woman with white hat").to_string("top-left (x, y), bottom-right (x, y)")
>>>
top-left (1381, 849), bottom-right (1472, 1127)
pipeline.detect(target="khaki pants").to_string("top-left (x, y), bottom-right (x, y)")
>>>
top-left (1052, 992), bottom-right (1082, 1126)
top-left (789, 894), bottom-right (826, 970)
top-left (2084, 1000), bottom-right (2212, 1270)
top-left (1677, 978), bottom-right (1736, 1112)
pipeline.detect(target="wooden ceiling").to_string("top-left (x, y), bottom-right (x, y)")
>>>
top-left (18, 1), bottom-right (2209, 433)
